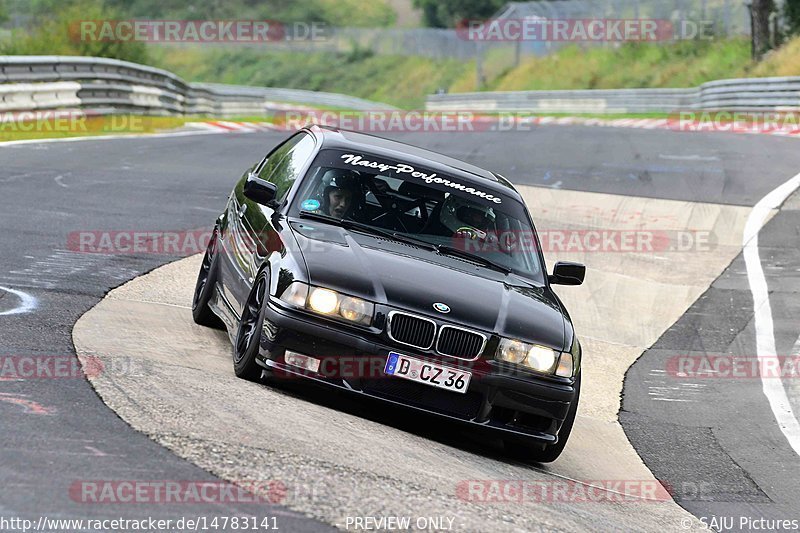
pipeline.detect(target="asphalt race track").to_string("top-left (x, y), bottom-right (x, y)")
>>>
top-left (3, 126), bottom-right (800, 531)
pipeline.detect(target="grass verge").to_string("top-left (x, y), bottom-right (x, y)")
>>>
top-left (0, 115), bottom-right (188, 143)
top-left (149, 34), bottom-right (800, 109)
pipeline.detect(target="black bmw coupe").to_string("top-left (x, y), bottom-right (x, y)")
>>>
top-left (192, 125), bottom-right (585, 462)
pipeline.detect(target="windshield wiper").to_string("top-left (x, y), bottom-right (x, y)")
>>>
top-left (342, 221), bottom-right (439, 251)
top-left (297, 211), bottom-right (437, 250)
top-left (298, 210), bottom-right (346, 225)
top-left (361, 229), bottom-right (440, 251)
top-left (435, 244), bottom-right (513, 274)
top-left (298, 211), bottom-right (510, 272)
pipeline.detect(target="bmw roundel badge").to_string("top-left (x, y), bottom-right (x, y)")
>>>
top-left (433, 302), bottom-right (451, 314)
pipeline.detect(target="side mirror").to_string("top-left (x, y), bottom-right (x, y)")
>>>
top-left (243, 173), bottom-right (279, 207)
top-left (549, 262), bottom-right (585, 286)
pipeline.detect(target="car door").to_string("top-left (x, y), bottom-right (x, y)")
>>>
top-left (221, 132), bottom-right (316, 316)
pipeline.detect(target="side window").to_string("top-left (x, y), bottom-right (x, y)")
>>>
top-left (257, 133), bottom-right (316, 202)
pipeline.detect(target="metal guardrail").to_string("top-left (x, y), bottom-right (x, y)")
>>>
top-left (427, 88), bottom-right (698, 114)
top-left (4, 55), bottom-right (798, 118)
top-left (697, 77), bottom-right (800, 111)
top-left (191, 83), bottom-right (394, 112)
top-left (0, 55), bottom-right (394, 115)
top-left (0, 82), bottom-right (82, 112)
top-left (427, 78), bottom-right (800, 114)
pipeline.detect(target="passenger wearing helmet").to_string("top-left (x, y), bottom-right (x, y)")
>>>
top-left (320, 169), bottom-right (360, 219)
top-left (439, 194), bottom-right (496, 239)
top-left (457, 205), bottom-right (494, 231)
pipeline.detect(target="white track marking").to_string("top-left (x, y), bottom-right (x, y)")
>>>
top-left (0, 286), bottom-right (38, 316)
top-left (83, 445), bottom-right (109, 457)
top-left (658, 154), bottom-right (720, 161)
top-left (186, 122), bottom-right (226, 131)
top-left (54, 174), bottom-right (68, 188)
top-left (743, 171), bottom-right (800, 456)
top-left (0, 170), bottom-right (52, 183)
top-left (524, 458), bottom-right (671, 502)
top-left (0, 129), bottom-right (224, 148)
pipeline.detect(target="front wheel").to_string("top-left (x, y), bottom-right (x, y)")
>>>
top-left (233, 271), bottom-right (268, 381)
top-left (192, 228), bottom-right (224, 329)
top-left (504, 376), bottom-right (580, 463)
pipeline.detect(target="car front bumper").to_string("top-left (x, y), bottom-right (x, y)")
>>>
top-left (257, 299), bottom-right (579, 444)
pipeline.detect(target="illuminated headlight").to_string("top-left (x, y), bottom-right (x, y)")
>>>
top-left (496, 339), bottom-right (559, 374)
top-left (308, 287), bottom-right (338, 314)
top-left (279, 283), bottom-right (373, 326)
top-left (526, 345), bottom-right (558, 373)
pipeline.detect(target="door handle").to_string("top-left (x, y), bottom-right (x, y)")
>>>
top-left (237, 203), bottom-right (248, 217)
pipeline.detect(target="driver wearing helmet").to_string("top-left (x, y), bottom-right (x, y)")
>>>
top-left (320, 169), bottom-right (360, 219)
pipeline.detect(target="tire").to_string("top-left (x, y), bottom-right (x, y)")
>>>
top-left (233, 270), bottom-right (269, 382)
top-left (192, 228), bottom-right (224, 329)
top-left (504, 376), bottom-right (581, 463)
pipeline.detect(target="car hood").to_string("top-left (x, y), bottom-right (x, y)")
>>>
top-left (291, 222), bottom-right (568, 350)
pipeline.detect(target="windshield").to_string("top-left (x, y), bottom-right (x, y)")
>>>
top-left (288, 149), bottom-right (544, 282)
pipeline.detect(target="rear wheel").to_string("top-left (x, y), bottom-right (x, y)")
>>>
top-left (192, 228), bottom-right (224, 329)
top-left (504, 376), bottom-right (580, 463)
top-left (233, 271), bottom-right (268, 381)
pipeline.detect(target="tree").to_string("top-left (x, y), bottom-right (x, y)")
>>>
top-left (0, 0), bottom-right (149, 63)
top-left (785, 0), bottom-right (800, 36)
top-left (413, 0), bottom-right (505, 28)
top-left (750, 0), bottom-right (775, 59)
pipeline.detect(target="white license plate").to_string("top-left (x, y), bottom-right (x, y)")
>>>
top-left (384, 352), bottom-right (471, 394)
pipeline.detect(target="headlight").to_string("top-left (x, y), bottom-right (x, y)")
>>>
top-left (308, 287), bottom-right (338, 314)
top-left (279, 283), bottom-right (373, 326)
top-left (526, 345), bottom-right (558, 373)
top-left (339, 296), bottom-right (370, 323)
top-left (496, 339), bottom-right (528, 364)
top-left (496, 339), bottom-right (559, 374)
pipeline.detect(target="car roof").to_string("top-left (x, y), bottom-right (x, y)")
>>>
top-left (305, 125), bottom-right (522, 201)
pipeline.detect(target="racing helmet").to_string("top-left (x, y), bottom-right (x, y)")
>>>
top-left (440, 194), bottom-right (496, 233)
top-left (320, 169), bottom-right (361, 215)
